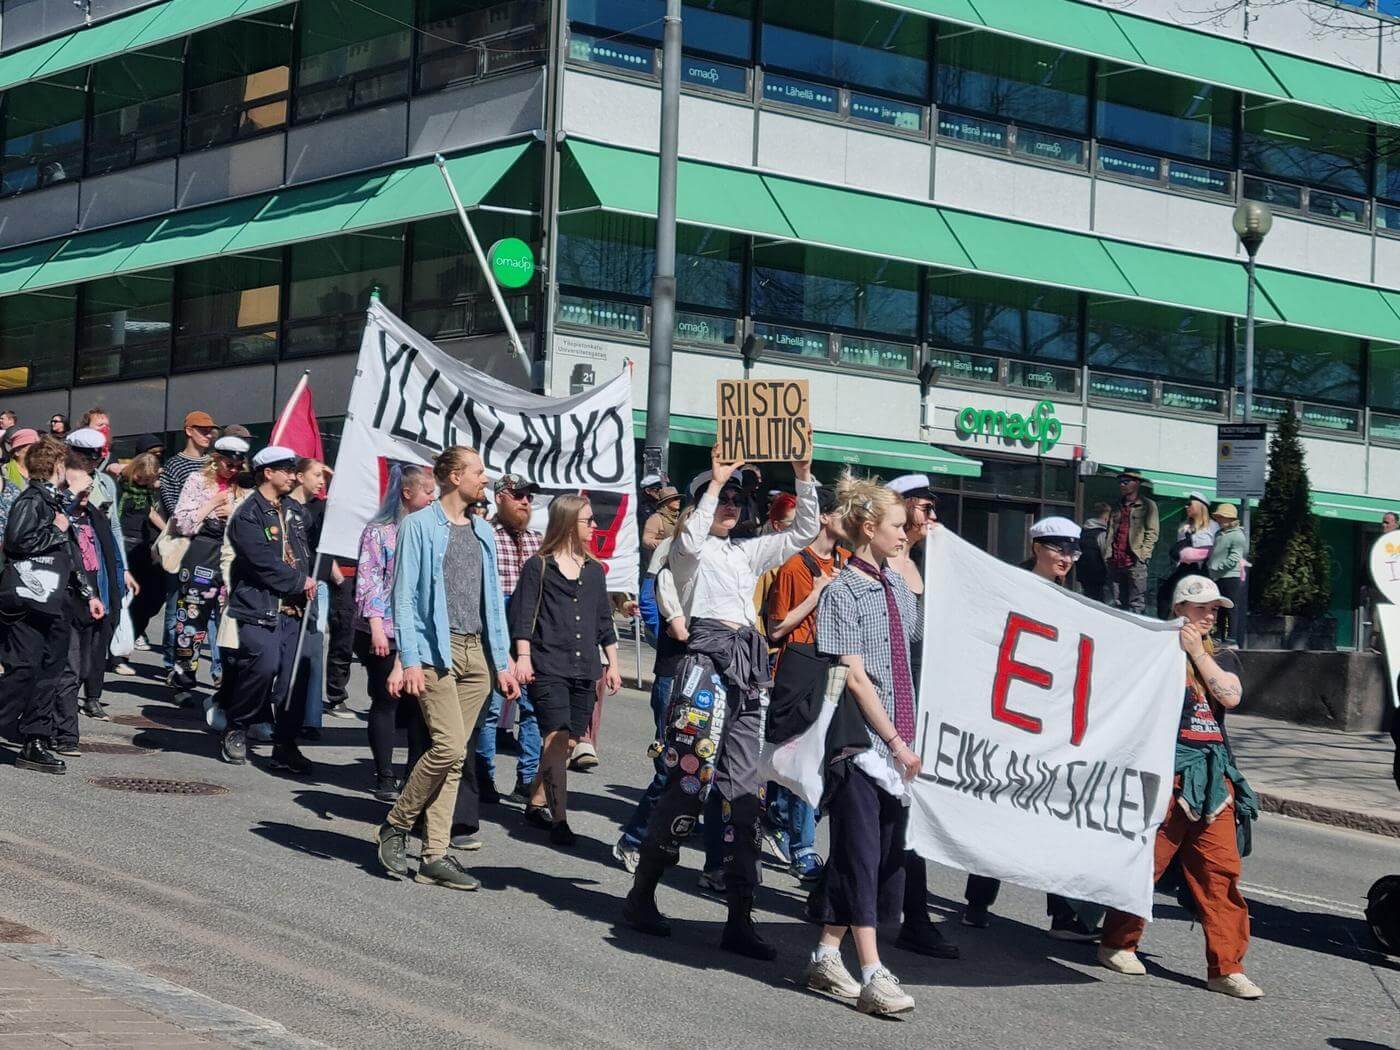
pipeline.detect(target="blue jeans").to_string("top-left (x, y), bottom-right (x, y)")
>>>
top-left (766, 784), bottom-right (818, 861)
top-left (619, 674), bottom-right (674, 847)
top-left (477, 594), bottom-right (540, 784)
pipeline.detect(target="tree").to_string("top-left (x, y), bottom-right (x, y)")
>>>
top-left (1250, 402), bottom-right (1332, 616)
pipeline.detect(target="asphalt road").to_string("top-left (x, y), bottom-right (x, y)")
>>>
top-left (1, 656), bottom-right (1397, 1050)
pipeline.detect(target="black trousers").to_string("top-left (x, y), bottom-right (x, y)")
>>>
top-left (639, 671), bottom-right (765, 898)
top-left (223, 616), bottom-right (310, 746)
top-left (325, 576), bottom-right (356, 706)
top-left (450, 689), bottom-right (495, 834)
top-left (355, 632), bottom-right (426, 779)
top-left (965, 874), bottom-right (1075, 921)
top-left (55, 617), bottom-right (109, 747)
top-left (1216, 577), bottom-right (1245, 646)
top-left (126, 543), bottom-right (167, 642)
top-left (815, 766), bottom-right (906, 927)
top-left (0, 607), bottom-right (73, 743)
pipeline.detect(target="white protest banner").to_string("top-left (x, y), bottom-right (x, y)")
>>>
top-left (321, 301), bottom-right (640, 590)
top-left (905, 528), bottom-right (1185, 918)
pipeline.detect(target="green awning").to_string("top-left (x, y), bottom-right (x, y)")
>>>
top-left (1099, 241), bottom-right (1283, 321)
top-left (14, 141), bottom-right (530, 293)
top-left (762, 176), bottom-right (972, 270)
top-left (1103, 465), bottom-right (1216, 502)
top-left (1255, 50), bottom-right (1400, 126)
top-left (1311, 490), bottom-right (1400, 523)
top-left (1108, 11), bottom-right (1286, 101)
top-left (0, 36), bottom-right (66, 91)
top-left (127, 0), bottom-right (287, 51)
top-left (872, 0), bottom-right (982, 22)
top-left (564, 141), bottom-right (795, 239)
top-left (1255, 268), bottom-right (1400, 343)
top-left (942, 211), bottom-right (1136, 298)
top-left (31, 4), bottom-right (166, 79)
top-left (967, 0), bottom-right (1143, 66)
top-left (632, 411), bottom-right (982, 477)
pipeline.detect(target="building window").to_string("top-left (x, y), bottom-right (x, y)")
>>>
top-left (927, 270), bottom-right (1079, 363)
top-left (76, 271), bottom-right (173, 383)
top-left (417, 0), bottom-right (550, 92)
top-left (85, 42), bottom-right (183, 176)
top-left (173, 252), bottom-right (282, 371)
top-left (1370, 342), bottom-right (1400, 413)
top-left (408, 213), bottom-right (536, 339)
top-left (294, 0), bottom-right (413, 123)
top-left (1241, 102), bottom-right (1370, 197)
top-left (285, 229), bottom-right (405, 357)
top-left (569, 0), bottom-right (755, 62)
top-left (0, 289), bottom-right (76, 392)
top-left (1096, 65), bottom-right (1236, 168)
top-left (185, 7), bottom-right (294, 151)
top-left (1087, 300), bottom-right (1227, 385)
top-left (0, 70), bottom-right (86, 196)
top-left (1245, 324), bottom-right (1362, 405)
top-left (761, 0), bottom-right (928, 100)
top-left (936, 30), bottom-right (1089, 136)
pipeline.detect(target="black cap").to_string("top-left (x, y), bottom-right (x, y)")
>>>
top-left (134, 433), bottom-right (163, 454)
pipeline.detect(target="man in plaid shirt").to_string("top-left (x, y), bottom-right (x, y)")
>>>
top-left (476, 474), bottom-right (542, 802)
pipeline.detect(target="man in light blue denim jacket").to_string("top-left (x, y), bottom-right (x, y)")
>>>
top-left (376, 447), bottom-right (519, 891)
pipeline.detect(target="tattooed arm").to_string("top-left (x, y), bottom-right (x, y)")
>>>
top-left (1181, 622), bottom-right (1243, 708)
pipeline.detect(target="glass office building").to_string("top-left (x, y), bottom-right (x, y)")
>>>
top-left (0, 0), bottom-right (1398, 644)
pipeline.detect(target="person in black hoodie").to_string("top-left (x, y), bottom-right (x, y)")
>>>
top-left (0, 437), bottom-right (99, 774)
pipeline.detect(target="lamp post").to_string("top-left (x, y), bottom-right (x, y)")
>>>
top-left (1232, 200), bottom-right (1272, 651)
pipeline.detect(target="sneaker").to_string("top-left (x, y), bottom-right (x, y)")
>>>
top-left (569, 741), bottom-right (598, 771)
top-left (16, 739), bottom-right (65, 775)
top-left (269, 744), bottom-right (313, 775)
top-left (763, 828), bottom-right (793, 866)
top-left (247, 722), bottom-right (274, 743)
top-left (204, 698), bottom-right (227, 734)
top-left (415, 855), bottom-right (480, 891)
top-left (326, 704), bottom-right (359, 720)
top-left (112, 661), bottom-right (137, 677)
top-left (506, 777), bottom-right (531, 805)
top-left (790, 852), bottom-right (823, 883)
top-left (550, 821), bottom-right (577, 846)
top-left (53, 742), bottom-right (81, 758)
top-left (894, 920), bottom-right (961, 960)
top-left (1097, 946), bottom-right (1147, 975)
top-left (803, 952), bottom-right (862, 1001)
top-left (133, 635), bottom-right (150, 652)
top-left (376, 822), bottom-right (409, 878)
top-left (698, 869), bottom-right (727, 896)
top-left (449, 832), bottom-right (483, 851)
top-left (372, 773), bottom-right (400, 803)
top-left (81, 700), bottom-right (110, 721)
top-left (1049, 913), bottom-right (1102, 943)
top-left (962, 903), bottom-right (990, 928)
top-left (524, 805), bottom-right (553, 831)
top-left (1207, 973), bottom-right (1264, 999)
top-left (220, 729), bottom-right (247, 765)
top-left (857, 968), bottom-right (915, 1017)
top-left (613, 839), bottom-right (640, 874)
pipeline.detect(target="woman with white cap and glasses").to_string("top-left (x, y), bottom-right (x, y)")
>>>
top-left (1098, 574), bottom-right (1262, 999)
top-left (963, 517), bottom-right (1103, 941)
top-left (1208, 503), bottom-right (1247, 647)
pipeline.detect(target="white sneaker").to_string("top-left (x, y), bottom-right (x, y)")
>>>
top-left (248, 722), bottom-right (274, 743)
top-left (856, 967), bottom-right (914, 1016)
top-left (1097, 946), bottom-right (1147, 975)
top-left (133, 636), bottom-right (150, 651)
top-left (804, 953), bottom-right (861, 1001)
top-left (204, 701), bottom-right (227, 734)
top-left (1208, 973), bottom-right (1264, 999)
top-left (612, 839), bottom-right (639, 874)
top-left (570, 741), bottom-right (598, 770)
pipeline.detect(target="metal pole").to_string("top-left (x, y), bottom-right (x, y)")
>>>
top-left (634, 614), bottom-right (643, 689)
top-left (644, 0), bottom-right (682, 472)
top-left (434, 154), bottom-right (526, 360)
top-left (1241, 249), bottom-right (1257, 652)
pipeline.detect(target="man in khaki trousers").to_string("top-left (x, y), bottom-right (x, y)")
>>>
top-left (376, 448), bottom-right (518, 890)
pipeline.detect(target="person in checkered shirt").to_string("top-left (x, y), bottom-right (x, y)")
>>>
top-left (475, 474), bottom-right (543, 802)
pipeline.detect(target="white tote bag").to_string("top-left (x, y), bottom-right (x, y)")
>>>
top-left (760, 665), bottom-right (846, 809)
top-left (109, 592), bottom-right (135, 658)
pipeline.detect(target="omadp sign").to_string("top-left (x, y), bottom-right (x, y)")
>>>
top-left (488, 237), bottom-right (535, 289)
top-left (954, 399), bottom-right (1063, 454)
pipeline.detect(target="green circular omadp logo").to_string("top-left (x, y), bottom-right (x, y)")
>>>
top-left (488, 238), bottom-right (535, 289)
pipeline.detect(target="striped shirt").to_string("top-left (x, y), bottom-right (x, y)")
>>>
top-left (158, 452), bottom-right (203, 519)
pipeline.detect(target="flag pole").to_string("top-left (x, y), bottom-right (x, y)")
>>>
top-left (434, 154), bottom-right (526, 360)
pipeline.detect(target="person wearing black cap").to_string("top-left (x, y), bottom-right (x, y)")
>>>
top-left (219, 446), bottom-right (318, 770)
top-left (1107, 469), bottom-right (1159, 615)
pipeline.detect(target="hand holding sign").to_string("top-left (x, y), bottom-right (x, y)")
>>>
top-left (716, 379), bottom-right (812, 465)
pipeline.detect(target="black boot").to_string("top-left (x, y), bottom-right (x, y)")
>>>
top-left (16, 738), bottom-right (66, 775)
top-left (721, 891), bottom-right (776, 961)
top-left (895, 916), bottom-right (961, 959)
top-left (622, 856), bottom-right (671, 937)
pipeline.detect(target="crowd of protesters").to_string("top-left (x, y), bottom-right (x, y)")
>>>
top-left (0, 403), bottom-right (1270, 1016)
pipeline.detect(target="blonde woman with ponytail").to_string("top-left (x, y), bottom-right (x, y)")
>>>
top-left (806, 472), bottom-right (924, 1018)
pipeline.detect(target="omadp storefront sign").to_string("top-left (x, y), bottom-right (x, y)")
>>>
top-left (488, 237), bottom-right (535, 289)
top-left (954, 400), bottom-right (1063, 454)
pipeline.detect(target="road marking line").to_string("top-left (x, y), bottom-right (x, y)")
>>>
top-left (1241, 882), bottom-right (1365, 918)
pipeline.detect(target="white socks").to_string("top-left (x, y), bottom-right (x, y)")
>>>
top-left (860, 962), bottom-right (883, 984)
top-left (812, 944), bottom-right (841, 964)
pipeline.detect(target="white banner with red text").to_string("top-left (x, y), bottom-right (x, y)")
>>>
top-left (321, 301), bottom-right (639, 591)
top-left (905, 528), bottom-right (1185, 918)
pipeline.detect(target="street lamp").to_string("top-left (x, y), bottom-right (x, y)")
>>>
top-left (1232, 200), bottom-right (1272, 651)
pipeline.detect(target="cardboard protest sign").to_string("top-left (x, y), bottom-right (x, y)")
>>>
top-left (905, 529), bottom-right (1184, 918)
top-left (715, 379), bottom-right (812, 464)
top-left (321, 301), bottom-right (640, 590)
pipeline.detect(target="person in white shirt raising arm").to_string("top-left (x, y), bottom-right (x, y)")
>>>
top-left (623, 445), bottom-right (819, 962)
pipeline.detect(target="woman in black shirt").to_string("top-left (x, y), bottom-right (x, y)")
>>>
top-left (511, 494), bottom-right (621, 845)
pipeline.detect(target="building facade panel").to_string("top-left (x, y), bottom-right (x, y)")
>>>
top-left (407, 70), bottom-right (546, 160)
top-left (935, 147), bottom-right (1093, 229)
top-left (561, 70), bottom-right (662, 154)
top-left (165, 363), bottom-right (277, 430)
top-left (0, 180), bottom-right (79, 247)
top-left (77, 159), bottom-right (178, 230)
top-left (755, 111), bottom-right (848, 188)
top-left (1257, 212), bottom-right (1375, 285)
top-left (175, 135), bottom-right (288, 210)
top-left (843, 127), bottom-right (930, 201)
top-left (1092, 180), bottom-right (1241, 260)
top-left (0, 0), bottom-right (86, 51)
top-left (285, 105), bottom-right (410, 186)
top-left (1246, 2), bottom-right (1380, 73)
top-left (70, 376), bottom-right (166, 434)
top-left (678, 94), bottom-right (753, 169)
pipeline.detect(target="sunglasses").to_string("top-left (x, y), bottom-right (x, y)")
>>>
top-left (1118, 478), bottom-right (1135, 485)
top-left (580, 516), bottom-right (597, 526)
top-left (716, 494), bottom-right (743, 507)
top-left (912, 501), bottom-right (936, 515)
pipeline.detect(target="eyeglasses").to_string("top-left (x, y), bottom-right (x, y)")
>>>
top-left (716, 495), bottom-right (743, 507)
top-left (1118, 478), bottom-right (1134, 485)
top-left (50, 417), bottom-right (63, 424)
top-left (912, 501), bottom-right (936, 515)
top-left (580, 516), bottom-right (597, 526)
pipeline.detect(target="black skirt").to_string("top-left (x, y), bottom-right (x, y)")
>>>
top-left (532, 674), bottom-right (595, 736)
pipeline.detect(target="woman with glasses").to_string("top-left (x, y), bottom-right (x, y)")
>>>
top-left (168, 435), bottom-right (250, 697)
top-left (510, 495), bottom-right (621, 846)
top-left (49, 415), bottom-right (68, 437)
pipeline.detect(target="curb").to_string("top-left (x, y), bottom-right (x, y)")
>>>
top-left (1257, 791), bottom-right (1400, 839)
top-left (0, 942), bottom-right (333, 1050)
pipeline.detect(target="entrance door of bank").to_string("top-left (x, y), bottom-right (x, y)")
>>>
top-left (960, 499), bottom-right (1033, 565)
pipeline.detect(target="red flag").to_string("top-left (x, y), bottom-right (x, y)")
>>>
top-left (271, 372), bottom-right (324, 462)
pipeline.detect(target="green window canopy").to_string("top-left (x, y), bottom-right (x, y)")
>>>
top-left (2, 140), bottom-right (529, 293)
top-left (1255, 268), bottom-right (1400, 343)
top-left (1101, 242), bottom-right (1283, 323)
top-left (1100, 465), bottom-right (1399, 523)
top-left (633, 411), bottom-right (983, 477)
top-left (1100, 465), bottom-right (1216, 502)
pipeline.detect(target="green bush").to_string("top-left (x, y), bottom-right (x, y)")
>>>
top-left (1251, 404), bottom-right (1332, 617)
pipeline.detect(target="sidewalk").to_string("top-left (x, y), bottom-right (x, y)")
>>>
top-left (0, 922), bottom-right (327, 1050)
top-left (1227, 713), bottom-right (1398, 837)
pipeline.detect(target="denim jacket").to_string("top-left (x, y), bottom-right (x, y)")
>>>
top-left (392, 502), bottom-right (509, 674)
